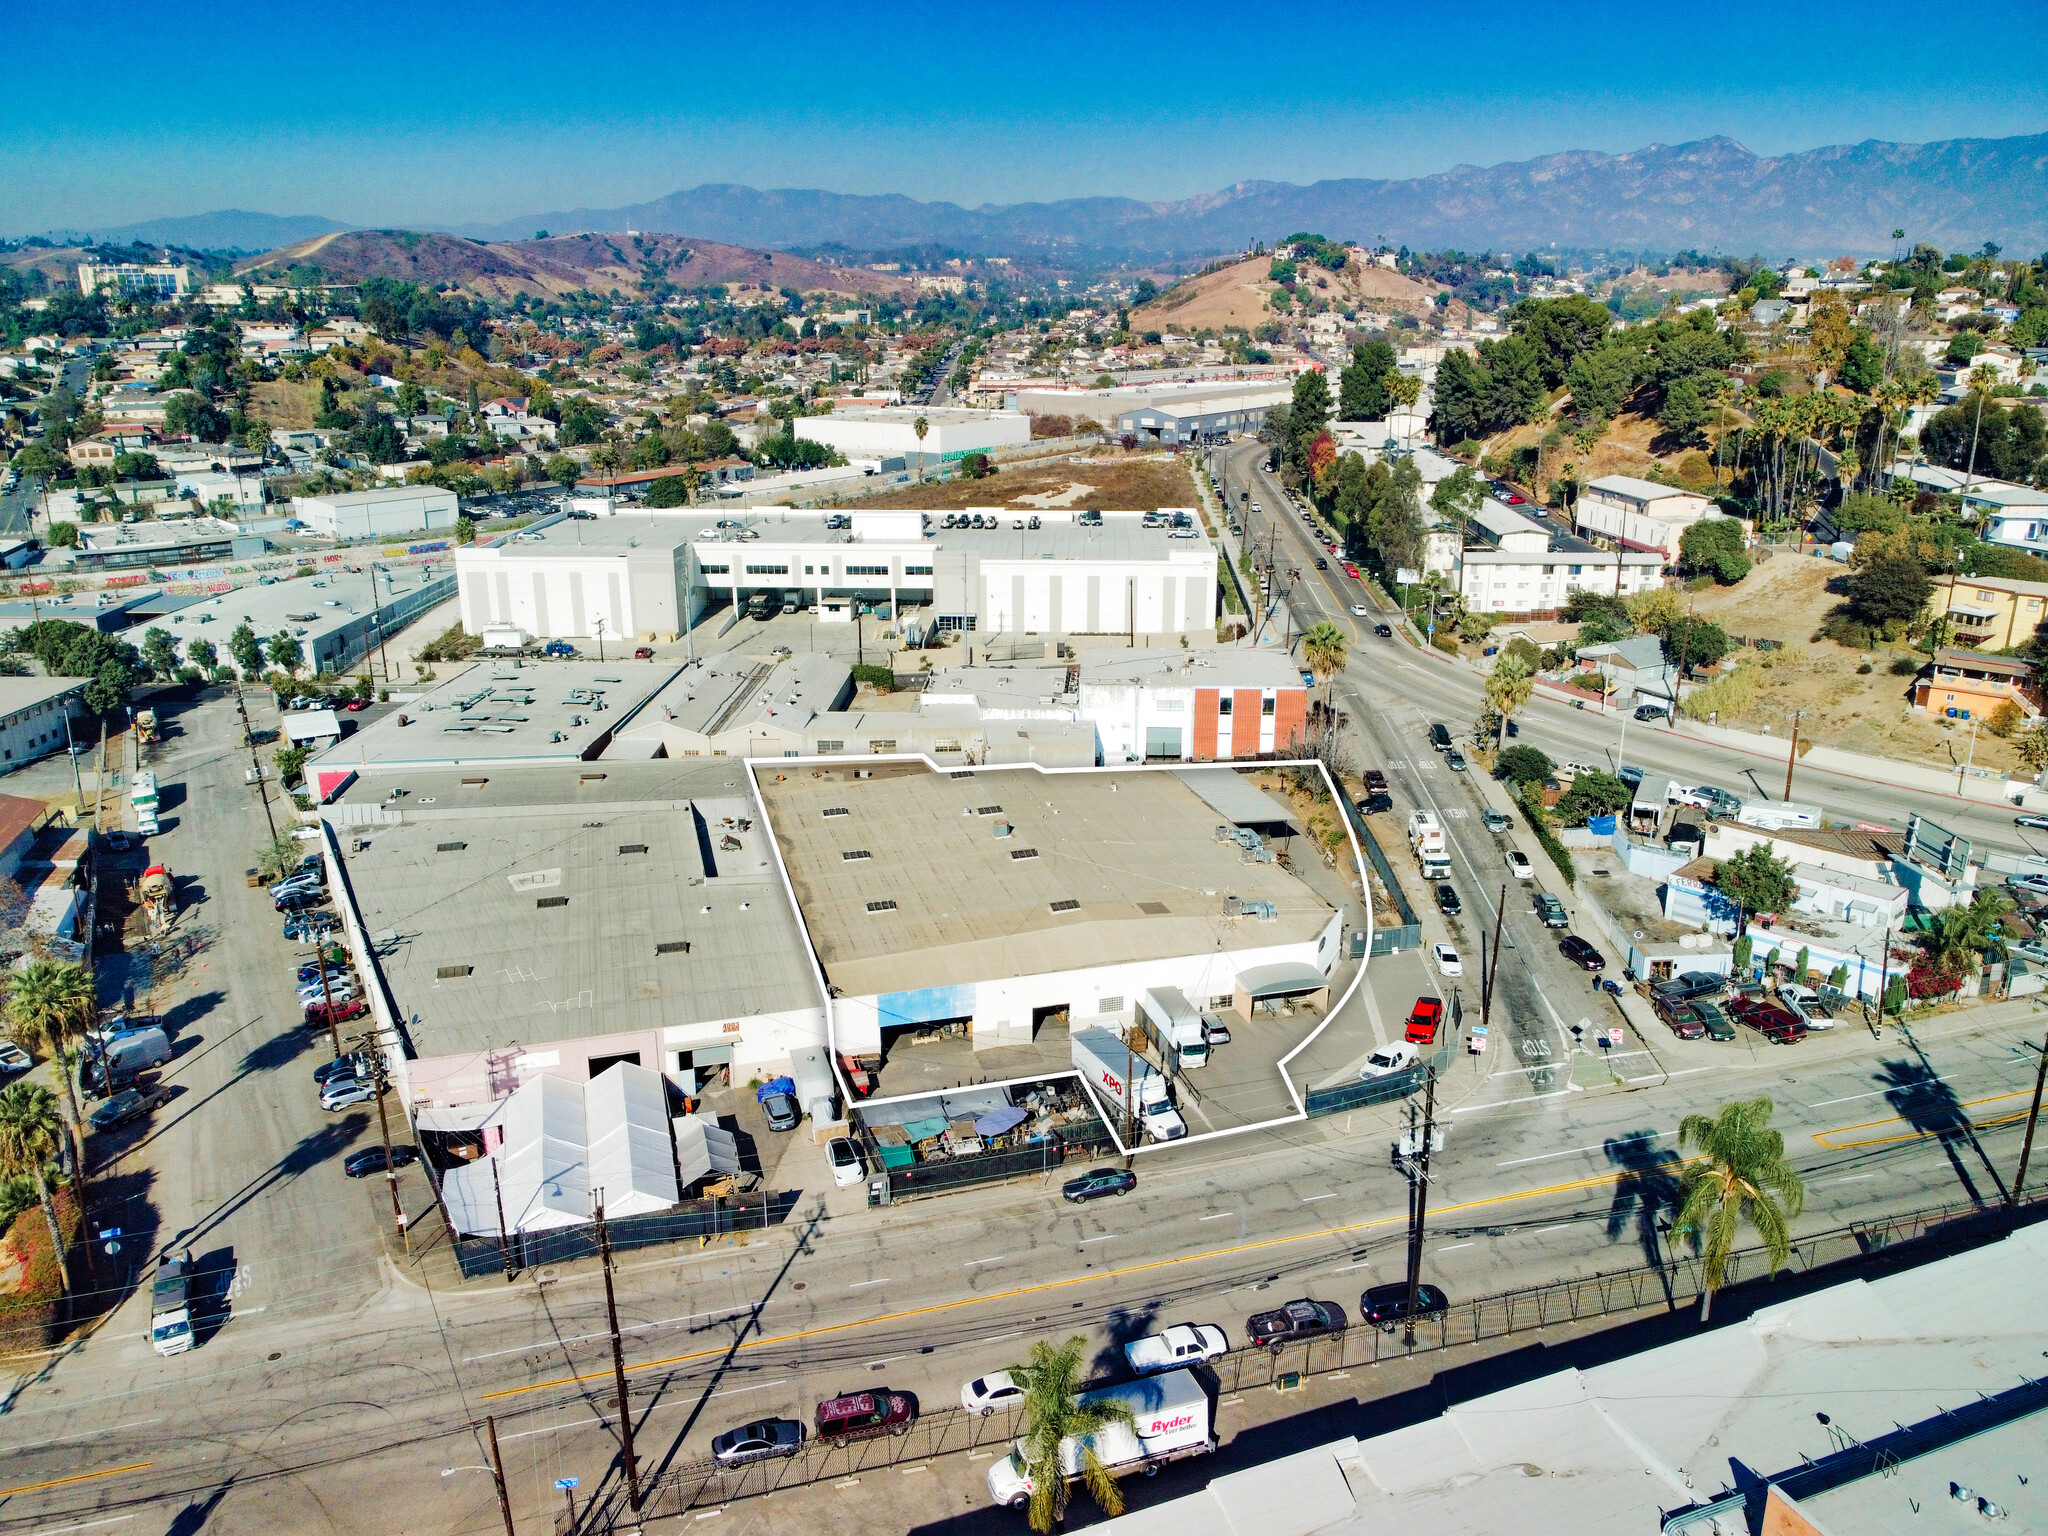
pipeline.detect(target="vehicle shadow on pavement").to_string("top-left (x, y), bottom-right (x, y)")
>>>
top-left (64, 1162), bottom-right (163, 1329)
top-left (1095, 1299), bottom-right (1165, 1378)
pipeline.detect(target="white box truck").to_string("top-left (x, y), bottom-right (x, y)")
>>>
top-left (987, 1368), bottom-right (1214, 1509)
top-left (1136, 987), bottom-right (1207, 1071)
top-left (132, 771), bottom-right (161, 835)
top-left (1409, 809), bottom-right (1450, 880)
top-left (1071, 1028), bottom-right (1185, 1142)
top-left (1737, 799), bottom-right (1822, 831)
top-left (150, 1256), bottom-right (193, 1356)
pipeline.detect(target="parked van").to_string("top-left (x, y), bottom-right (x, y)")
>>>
top-left (1428, 722), bottom-right (1452, 752)
top-left (815, 1389), bottom-right (916, 1448)
top-left (84, 1026), bottom-right (171, 1093)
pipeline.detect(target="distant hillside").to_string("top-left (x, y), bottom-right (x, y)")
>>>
top-left (470, 131), bottom-right (2048, 256)
top-left (1133, 250), bottom-right (1440, 331)
top-left (90, 210), bottom-right (351, 252)
top-left (235, 229), bottom-right (916, 300)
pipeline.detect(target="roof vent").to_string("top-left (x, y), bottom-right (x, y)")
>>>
top-left (536, 896), bottom-right (568, 908)
top-left (1049, 898), bottom-right (1081, 913)
top-left (865, 899), bottom-right (897, 914)
top-left (1010, 848), bottom-right (1039, 860)
top-left (821, 806), bottom-right (850, 817)
top-left (436, 964), bottom-right (472, 979)
top-left (618, 843), bottom-right (648, 855)
top-left (655, 940), bottom-right (690, 955)
top-left (842, 849), bottom-right (872, 861)
top-left (436, 841), bottom-right (467, 853)
top-left (975, 805), bottom-right (1004, 816)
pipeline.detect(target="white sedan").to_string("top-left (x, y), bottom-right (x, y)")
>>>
top-left (1431, 943), bottom-right (1463, 977)
top-left (962, 1370), bottom-right (1025, 1417)
top-left (1505, 849), bottom-right (1534, 881)
top-left (1351, 604), bottom-right (1370, 616)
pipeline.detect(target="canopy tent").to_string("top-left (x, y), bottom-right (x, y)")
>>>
top-left (673, 1115), bottom-right (742, 1187)
top-left (1173, 767), bottom-right (1299, 832)
top-left (973, 1106), bottom-right (1029, 1137)
top-left (441, 1063), bottom-right (685, 1238)
top-left (1231, 959), bottom-right (1333, 1020)
top-left (586, 1063), bottom-right (682, 1217)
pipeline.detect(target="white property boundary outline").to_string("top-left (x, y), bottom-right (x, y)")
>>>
top-left (744, 752), bottom-right (1374, 1159)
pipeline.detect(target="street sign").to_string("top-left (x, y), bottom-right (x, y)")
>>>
top-left (99, 1227), bottom-right (121, 1240)
top-left (554, 1478), bottom-right (579, 1491)
top-left (1608, 1028), bottom-right (1625, 1047)
top-left (105, 1240), bottom-right (120, 1256)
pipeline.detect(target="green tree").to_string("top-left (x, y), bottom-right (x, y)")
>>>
top-left (1484, 655), bottom-right (1533, 748)
top-left (1674, 1097), bottom-right (1805, 1321)
top-left (1012, 1334), bottom-right (1137, 1532)
top-left (139, 627), bottom-right (180, 680)
top-left (1565, 345), bottom-right (1632, 425)
top-left (0, 1081), bottom-right (68, 1297)
top-left (1508, 294), bottom-right (1613, 386)
top-left (1658, 375), bottom-right (1715, 445)
top-left (273, 744), bottom-right (310, 787)
top-left (1429, 466), bottom-right (1485, 527)
top-left (228, 623), bottom-right (264, 678)
top-left (1714, 842), bottom-right (1798, 915)
top-left (1921, 888), bottom-right (2011, 979)
top-left (1495, 744), bottom-right (1554, 786)
top-left (1554, 769), bottom-right (1632, 824)
top-left (543, 452), bottom-right (580, 486)
top-left (186, 638), bottom-right (218, 675)
top-left (6, 959), bottom-right (96, 1181)
top-left (455, 515), bottom-right (477, 545)
top-left (1302, 621), bottom-right (1348, 717)
top-left (912, 415), bottom-right (929, 481)
top-left (1369, 457), bottom-right (1427, 574)
top-left (1288, 370), bottom-right (1332, 475)
top-left (1847, 544), bottom-right (1933, 627)
top-left (1679, 518), bottom-right (1750, 584)
top-left (1338, 340), bottom-right (1396, 421)
top-left (267, 630), bottom-right (303, 676)
top-left (163, 390), bottom-right (229, 442)
top-left (46, 521), bottom-right (79, 548)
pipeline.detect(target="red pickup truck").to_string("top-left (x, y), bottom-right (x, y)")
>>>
top-left (1728, 995), bottom-right (1807, 1044)
top-left (1405, 996), bottom-right (1445, 1045)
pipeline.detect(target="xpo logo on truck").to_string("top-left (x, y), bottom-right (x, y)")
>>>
top-left (1094, 1067), bottom-right (1128, 1102)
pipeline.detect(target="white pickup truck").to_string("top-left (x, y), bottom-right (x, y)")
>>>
top-left (1123, 1322), bottom-right (1230, 1376)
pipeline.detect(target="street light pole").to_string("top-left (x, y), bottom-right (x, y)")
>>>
top-left (592, 1193), bottom-right (643, 1515)
top-left (233, 685), bottom-right (279, 845)
top-left (485, 1416), bottom-right (517, 1536)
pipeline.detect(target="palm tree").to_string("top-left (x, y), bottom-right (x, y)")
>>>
top-left (1923, 888), bottom-right (2010, 980)
top-left (6, 959), bottom-right (96, 1173)
top-left (0, 1081), bottom-right (69, 1297)
top-left (1673, 1096), bottom-right (1805, 1322)
top-left (912, 415), bottom-right (929, 482)
top-left (1961, 365), bottom-right (2002, 504)
top-left (1013, 1334), bottom-right (1136, 1532)
top-left (1301, 621), bottom-right (1348, 723)
top-left (1484, 654), bottom-right (1533, 749)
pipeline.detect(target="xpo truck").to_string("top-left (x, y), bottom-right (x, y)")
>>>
top-left (1071, 1027), bottom-right (1186, 1142)
top-left (1409, 810), bottom-right (1450, 880)
top-left (986, 1368), bottom-right (1215, 1510)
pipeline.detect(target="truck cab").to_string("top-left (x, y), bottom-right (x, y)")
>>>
top-left (151, 1258), bottom-right (193, 1356)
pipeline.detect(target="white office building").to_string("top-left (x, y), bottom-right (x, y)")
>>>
top-left (1458, 500), bottom-right (1663, 616)
top-left (1574, 475), bottom-right (1717, 559)
top-left (794, 407), bottom-right (1030, 466)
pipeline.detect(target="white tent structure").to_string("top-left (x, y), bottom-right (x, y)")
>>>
top-left (442, 1063), bottom-right (689, 1238)
top-left (674, 1114), bottom-right (742, 1186)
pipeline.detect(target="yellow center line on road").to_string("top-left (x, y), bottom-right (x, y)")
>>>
top-left (1811, 1086), bottom-right (2034, 1150)
top-left (481, 1156), bottom-right (1695, 1402)
top-left (0, 1461), bottom-right (154, 1499)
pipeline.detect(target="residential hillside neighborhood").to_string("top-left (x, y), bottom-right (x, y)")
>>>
top-left (3, 142), bottom-right (2048, 1536)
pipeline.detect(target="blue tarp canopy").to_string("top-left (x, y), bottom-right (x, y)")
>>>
top-left (756, 1076), bottom-right (795, 1102)
top-left (972, 1106), bottom-right (1028, 1137)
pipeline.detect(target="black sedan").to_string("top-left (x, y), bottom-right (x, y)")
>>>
top-left (1360, 1282), bottom-right (1449, 1331)
top-left (1062, 1167), bottom-right (1136, 1203)
top-left (711, 1418), bottom-right (806, 1467)
top-left (1435, 884), bottom-right (1462, 917)
top-left (1558, 935), bottom-right (1606, 971)
top-left (344, 1145), bottom-right (418, 1178)
top-left (1246, 1297), bottom-right (1346, 1353)
top-left (1373, 624), bottom-right (1393, 638)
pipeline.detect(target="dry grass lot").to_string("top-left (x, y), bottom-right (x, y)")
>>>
top-left (250, 379), bottom-right (320, 429)
top-left (1681, 551), bottom-right (2029, 775)
top-left (854, 451), bottom-right (1196, 512)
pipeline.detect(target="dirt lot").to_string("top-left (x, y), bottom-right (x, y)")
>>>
top-left (849, 451), bottom-right (1196, 511)
top-left (251, 380), bottom-right (321, 429)
top-left (1683, 551), bottom-right (2030, 775)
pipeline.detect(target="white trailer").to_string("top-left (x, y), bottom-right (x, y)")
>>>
top-left (1136, 986), bottom-right (1207, 1071)
top-left (987, 1368), bottom-right (1214, 1509)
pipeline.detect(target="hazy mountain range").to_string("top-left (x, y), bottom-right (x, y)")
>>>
top-left (63, 130), bottom-right (2048, 260)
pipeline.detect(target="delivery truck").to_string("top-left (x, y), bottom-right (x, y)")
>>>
top-left (1071, 1027), bottom-right (1186, 1142)
top-left (986, 1368), bottom-right (1214, 1510)
top-left (151, 1256), bottom-right (194, 1357)
top-left (131, 771), bottom-right (161, 836)
top-left (1409, 810), bottom-right (1450, 880)
top-left (1135, 986), bottom-right (1207, 1072)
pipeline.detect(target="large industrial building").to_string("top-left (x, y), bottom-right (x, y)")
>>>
top-left (148, 561), bottom-right (455, 678)
top-left (1078, 647), bottom-right (1310, 762)
top-left (454, 506), bottom-right (1218, 641)
top-left (793, 406), bottom-right (1030, 466)
top-left (754, 760), bottom-right (1345, 1058)
top-left (291, 485), bottom-right (459, 541)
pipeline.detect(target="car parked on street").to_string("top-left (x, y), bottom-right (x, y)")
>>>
top-left (711, 1418), bottom-right (806, 1466)
top-left (827, 1137), bottom-right (865, 1188)
top-left (1534, 893), bottom-right (1570, 928)
top-left (961, 1371), bottom-right (1025, 1417)
top-left (1063, 1167), bottom-right (1136, 1203)
top-left (1558, 935), bottom-right (1606, 971)
top-left (90, 1084), bottom-right (172, 1130)
top-left (1431, 944), bottom-right (1462, 978)
top-left (1505, 849), bottom-right (1533, 880)
top-left (1358, 1041), bottom-right (1420, 1079)
top-left (1445, 749), bottom-right (1468, 772)
top-left (815, 1390), bottom-right (916, 1448)
top-left (343, 1145), bottom-right (417, 1177)
top-left (1246, 1297), bottom-right (1346, 1353)
top-left (305, 997), bottom-right (368, 1028)
top-left (320, 1076), bottom-right (380, 1111)
top-left (1435, 884), bottom-right (1462, 916)
top-left (1359, 1282), bottom-right (1449, 1331)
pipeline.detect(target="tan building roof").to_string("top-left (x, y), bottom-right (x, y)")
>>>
top-left (755, 762), bottom-right (1335, 998)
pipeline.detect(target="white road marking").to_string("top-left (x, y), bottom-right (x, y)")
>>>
top-left (1300, 1193), bottom-right (1338, 1203)
top-left (1498, 1138), bottom-right (1659, 1168)
top-left (463, 1310), bottom-right (721, 1361)
top-left (1199, 1212), bottom-right (1235, 1220)
top-left (1807, 1086), bottom-right (1914, 1108)
top-left (848, 1279), bottom-right (890, 1289)
top-left (1454, 1086), bottom-right (1577, 1112)
top-left (866, 1355), bottom-right (904, 1368)
top-left (1533, 1224), bottom-right (1576, 1234)
top-left (1078, 1234), bottom-right (1117, 1244)
top-left (1437, 1242), bottom-right (1475, 1253)
top-left (24, 1517), bottom-right (134, 1535)
top-left (965, 1255), bottom-right (1007, 1266)
top-left (12, 1417), bottom-right (160, 1451)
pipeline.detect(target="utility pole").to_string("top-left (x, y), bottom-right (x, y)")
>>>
top-left (350, 1023), bottom-right (407, 1247)
top-left (1402, 1067), bottom-right (1439, 1346)
top-left (1783, 711), bottom-right (1803, 801)
top-left (233, 685), bottom-right (279, 845)
top-left (485, 1415), bottom-right (517, 1536)
top-left (1481, 885), bottom-right (1506, 1032)
top-left (2015, 1035), bottom-right (2048, 1201)
top-left (593, 1194), bottom-right (643, 1515)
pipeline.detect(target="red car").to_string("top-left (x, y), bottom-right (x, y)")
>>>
top-left (1728, 995), bottom-right (1806, 1044)
top-left (305, 997), bottom-right (368, 1027)
top-left (1405, 996), bottom-right (1445, 1045)
top-left (1342, 562), bottom-right (1361, 578)
top-left (344, 698), bottom-right (369, 712)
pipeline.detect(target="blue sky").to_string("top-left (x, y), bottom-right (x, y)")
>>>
top-left (7, 0), bottom-right (2044, 233)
